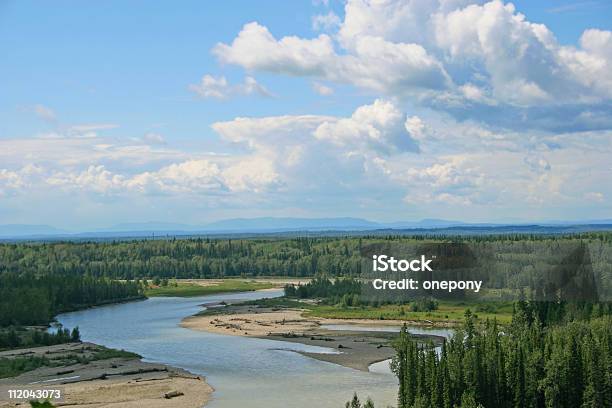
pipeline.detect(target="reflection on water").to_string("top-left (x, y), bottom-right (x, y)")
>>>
top-left (56, 290), bottom-right (398, 408)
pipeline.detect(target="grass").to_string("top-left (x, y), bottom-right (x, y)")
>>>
top-left (145, 279), bottom-right (276, 297)
top-left (0, 356), bottom-right (49, 378)
top-left (213, 295), bottom-right (513, 326)
top-left (304, 300), bottom-right (514, 325)
top-left (91, 347), bottom-right (140, 361)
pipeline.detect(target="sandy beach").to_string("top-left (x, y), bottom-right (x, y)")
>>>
top-left (181, 304), bottom-right (444, 372)
top-left (0, 343), bottom-right (212, 408)
top-left (181, 308), bottom-right (319, 337)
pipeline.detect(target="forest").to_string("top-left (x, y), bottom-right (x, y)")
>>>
top-left (1, 234), bottom-right (610, 295)
top-left (346, 300), bottom-right (611, 408)
top-left (0, 273), bottom-right (142, 327)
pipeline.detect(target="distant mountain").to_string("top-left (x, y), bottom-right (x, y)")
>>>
top-left (202, 217), bottom-right (380, 232)
top-left (0, 224), bottom-right (68, 237)
top-left (540, 219), bottom-right (612, 226)
top-left (2, 217), bottom-right (612, 240)
top-left (385, 218), bottom-right (467, 228)
top-left (105, 222), bottom-right (204, 232)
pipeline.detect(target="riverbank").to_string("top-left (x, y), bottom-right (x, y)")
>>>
top-left (181, 302), bottom-right (445, 372)
top-left (144, 278), bottom-right (311, 297)
top-left (0, 342), bottom-right (212, 408)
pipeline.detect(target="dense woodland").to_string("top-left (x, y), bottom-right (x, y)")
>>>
top-left (391, 303), bottom-right (611, 408)
top-left (345, 301), bottom-right (611, 408)
top-left (1, 234), bottom-right (610, 291)
top-left (1, 233), bottom-right (610, 324)
top-left (0, 273), bottom-right (142, 327)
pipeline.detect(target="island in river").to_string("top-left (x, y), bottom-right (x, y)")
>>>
top-left (181, 299), bottom-right (447, 372)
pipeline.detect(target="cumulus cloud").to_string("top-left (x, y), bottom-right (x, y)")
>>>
top-left (213, 21), bottom-right (451, 95)
top-left (212, 99), bottom-right (417, 157)
top-left (313, 99), bottom-right (419, 154)
top-left (1, 101), bottom-right (414, 197)
top-left (3, 110), bottom-right (612, 220)
top-left (189, 74), bottom-right (272, 98)
top-left (39, 159), bottom-right (277, 196)
top-left (212, 0), bottom-right (612, 123)
top-left (433, 1), bottom-right (609, 105)
top-left (222, 157), bottom-right (281, 193)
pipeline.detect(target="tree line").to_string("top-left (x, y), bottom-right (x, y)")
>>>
top-left (0, 273), bottom-right (142, 327)
top-left (390, 303), bottom-right (611, 408)
top-left (347, 300), bottom-right (611, 407)
top-left (0, 326), bottom-right (80, 350)
top-left (1, 235), bottom-right (609, 297)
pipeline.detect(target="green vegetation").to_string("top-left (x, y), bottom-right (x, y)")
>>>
top-left (306, 301), bottom-right (515, 325)
top-left (90, 347), bottom-right (140, 361)
top-left (145, 279), bottom-right (275, 297)
top-left (283, 277), bottom-right (515, 324)
top-left (0, 355), bottom-right (49, 378)
top-left (394, 307), bottom-right (611, 408)
top-left (284, 277), bottom-right (361, 303)
top-left (348, 301), bottom-right (611, 408)
top-left (0, 326), bottom-right (80, 351)
top-left (0, 273), bottom-right (142, 327)
top-left (344, 393), bottom-right (375, 408)
top-left (3, 233), bottom-right (610, 285)
top-left (30, 402), bottom-right (55, 408)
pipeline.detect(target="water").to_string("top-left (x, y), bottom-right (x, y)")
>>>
top-left (321, 324), bottom-right (455, 376)
top-left (55, 290), bottom-right (399, 408)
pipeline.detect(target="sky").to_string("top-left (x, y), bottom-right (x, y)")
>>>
top-left (0, 0), bottom-right (611, 229)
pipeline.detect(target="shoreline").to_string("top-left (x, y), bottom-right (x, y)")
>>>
top-left (181, 303), bottom-right (446, 372)
top-left (0, 342), bottom-right (213, 408)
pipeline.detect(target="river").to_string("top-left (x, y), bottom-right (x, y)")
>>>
top-left (55, 290), bottom-right (400, 408)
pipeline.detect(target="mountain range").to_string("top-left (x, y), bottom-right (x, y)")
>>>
top-left (1, 217), bottom-right (612, 239)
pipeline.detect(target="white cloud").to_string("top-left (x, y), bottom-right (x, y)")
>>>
top-left (313, 99), bottom-right (418, 154)
top-left (222, 157), bottom-right (280, 193)
top-left (434, 1), bottom-right (612, 105)
top-left (0, 169), bottom-right (25, 196)
top-left (312, 11), bottom-right (341, 32)
top-left (189, 74), bottom-right (272, 99)
top-left (213, 22), bottom-right (336, 76)
top-left (142, 133), bottom-right (166, 145)
top-left (69, 123), bottom-right (119, 132)
top-left (7, 97), bottom-right (605, 219)
top-left (213, 21), bottom-right (451, 95)
top-left (212, 99), bottom-right (417, 156)
top-left (189, 74), bottom-right (229, 98)
top-left (584, 191), bottom-right (604, 202)
top-left (404, 116), bottom-right (427, 141)
top-left (47, 165), bottom-right (127, 194)
top-left (212, 0), bottom-right (612, 113)
top-left (127, 160), bottom-right (223, 194)
top-left (312, 82), bottom-right (334, 95)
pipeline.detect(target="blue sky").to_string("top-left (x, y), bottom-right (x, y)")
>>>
top-left (1, 0), bottom-right (611, 229)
